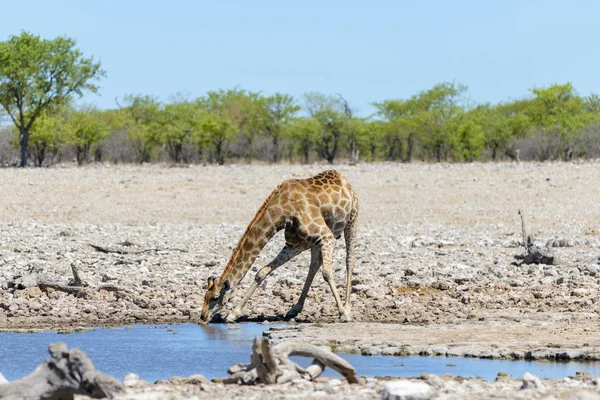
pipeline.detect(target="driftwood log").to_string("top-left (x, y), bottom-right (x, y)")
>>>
top-left (0, 342), bottom-right (124, 400)
top-left (34, 261), bottom-right (129, 300)
top-left (217, 337), bottom-right (358, 385)
top-left (514, 209), bottom-right (555, 265)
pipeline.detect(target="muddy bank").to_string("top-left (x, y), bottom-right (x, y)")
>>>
top-left (265, 319), bottom-right (600, 361)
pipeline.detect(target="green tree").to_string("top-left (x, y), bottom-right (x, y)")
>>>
top-left (417, 82), bottom-right (467, 162)
top-left (361, 120), bottom-right (385, 161)
top-left (198, 112), bottom-right (237, 165)
top-left (159, 98), bottom-right (202, 163)
top-left (453, 118), bottom-right (485, 161)
top-left (0, 31), bottom-right (105, 166)
top-left (374, 99), bottom-right (421, 161)
top-left (201, 88), bottom-right (263, 159)
top-left (25, 110), bottom-right (70, 167)
top-left (117, 94), bottom-right (161, 163)
top-left (287, 117), bottom-right (320, 163)
top-left (260, 93), bottom-right (300, 162)
top-left (304, 92), bottom-right (346, 164)
top-left (467, 105), bottom-right (512, 160)
top-left (527, 83), bottom-right (587, 159)
top-left (68, 106), bottom-right (108, 165)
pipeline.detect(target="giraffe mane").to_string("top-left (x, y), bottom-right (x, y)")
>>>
top-left (218, 183), bottom-right (283, 282)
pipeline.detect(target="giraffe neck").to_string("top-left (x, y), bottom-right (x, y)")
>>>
top-left (218, 185), bottom-right (282, 288)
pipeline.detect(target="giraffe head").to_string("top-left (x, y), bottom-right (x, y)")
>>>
top-left (200, 276), bottom-right (230, 322)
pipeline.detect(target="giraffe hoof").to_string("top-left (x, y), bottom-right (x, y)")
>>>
top-left (339, 313), bottom-right (352, 323)
top-left (285, 308), bottom-right (300, 320)
top-left (224, 313), bottom-right (238, 323)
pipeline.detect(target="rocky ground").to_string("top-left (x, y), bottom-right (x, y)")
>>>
top-left (112, 371), bottom-right (600, 400)
top-left (1, 161), bottom-right (599, 398)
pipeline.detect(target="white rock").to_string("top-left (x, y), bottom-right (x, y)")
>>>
top-left (123, 372), bottom-right (140, 387)
top-left (382, 380), bottom-right (433, 400)
top-left (521, 372), bottom-right (543, 389)
top-left (0, 372), bottom-right (8, 385)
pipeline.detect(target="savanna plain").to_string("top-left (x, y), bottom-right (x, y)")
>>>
top-left (1, 162), bottom-right (599, 399)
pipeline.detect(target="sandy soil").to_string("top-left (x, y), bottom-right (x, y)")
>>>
top-left (1, 162), bottom-right (599, 398)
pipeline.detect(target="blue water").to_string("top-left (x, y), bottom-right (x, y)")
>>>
top-left (1, 323), bottom-right (598, 383)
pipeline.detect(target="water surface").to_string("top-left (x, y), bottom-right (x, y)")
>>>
top-left (1, 323), bottom-right (598, 382)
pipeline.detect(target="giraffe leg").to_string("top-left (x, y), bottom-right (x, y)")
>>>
top-left (285, 247), bottom-right (322, 320)
top-left (343, 210), bottom-right (358, 316)
top-left (225, 244), bottom-right (302, 323)
top-left (321, 234), bottom-right (352, 322)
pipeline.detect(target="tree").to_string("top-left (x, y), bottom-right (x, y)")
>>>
top-left (158, 98), bottom-right (202, 163)
top-left (374, 99), bottom-right (421, 161)
top-left (260, 93), bottom-right (300, 162)
top-left (304, 92), bottom-right (345, 164)
top-left (25, 109), bottom-right (70, 167)
top-left (527, 83), bottom-right (587, 159)
top-left (68, 106), bottom-right (108, 165)
top-left (361, 120), bottom-right (385, 161)
top-left (0, 31), bottom-right (105, 166)
top-left (417, 82), bottom-right (467, 162)
top-left (453, 119), bottom-right (485, 161)
top-left (336, 94), bottom-right (362, 163)
top-left (117, 94), bottom-right (161, 163)
top-left (198, 112), bottom-right (237, 165)
top-left (288, 117), bottom-right (320, 163)
top-left (468, 104), bottom-right (512, 160)
top-left (201, 88), bottom-right (263, 160)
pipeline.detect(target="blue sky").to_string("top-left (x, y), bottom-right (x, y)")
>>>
top-left (2, 0), bottom-right (599, 116)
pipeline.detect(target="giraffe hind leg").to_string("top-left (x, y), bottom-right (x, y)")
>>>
top-left (321, 233), bottom-right (352, 322)
top-left (343, 209), bottom-right (358, 315)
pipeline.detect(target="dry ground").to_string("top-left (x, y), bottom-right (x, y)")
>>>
top-left (1, 162), bottom-right (599, 351)
top-left (2, 161), bottom-right (600, 399)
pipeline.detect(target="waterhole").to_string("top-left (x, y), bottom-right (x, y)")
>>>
top-left (1, 323), bottom-right (598, 382)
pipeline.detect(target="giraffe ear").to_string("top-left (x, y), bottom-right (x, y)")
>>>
top-left (207, 276), bottom-right (216, 290)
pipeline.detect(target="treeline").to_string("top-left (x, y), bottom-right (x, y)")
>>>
top-left (1, 32), bottom-right (600, 167)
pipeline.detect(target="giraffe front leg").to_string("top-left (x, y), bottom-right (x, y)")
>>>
top-left (225, 245), bottom-right (300, 323)
top-left (321, 235), bottom-right (352, 323)
top-left (224, 267), bottom-right (269, 323)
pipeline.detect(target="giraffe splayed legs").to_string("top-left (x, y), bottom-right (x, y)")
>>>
top-left (200, 170), bottom-right (359, 323)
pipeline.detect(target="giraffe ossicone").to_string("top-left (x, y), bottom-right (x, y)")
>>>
top-left (200, 170), bottom-right (359, 323)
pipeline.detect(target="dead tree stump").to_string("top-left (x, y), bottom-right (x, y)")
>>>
top-left (514, 209), bottom-right (555, 265)
top-left (219, 337), bottom-right (358, 385)
top-left (0, 342), bottom-right (124, 400)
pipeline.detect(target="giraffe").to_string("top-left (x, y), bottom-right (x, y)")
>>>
top-left (200, 169), bottom-right (359, 323)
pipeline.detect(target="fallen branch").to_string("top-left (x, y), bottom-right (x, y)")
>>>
top-left (88, 243), bottom-right (135, 254)
top-left (39, 282), bottom-right (87, 296)
top-left (514, 209), bottom-right (555, 265)
top-left (217, 337), bottom-right (357, 385)
top-left (0, 342), bottom-right (124, 400)
top-left (88, 243), bottom-right (187, 254)
top-left (38, 283), bottom-right (129, 300)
